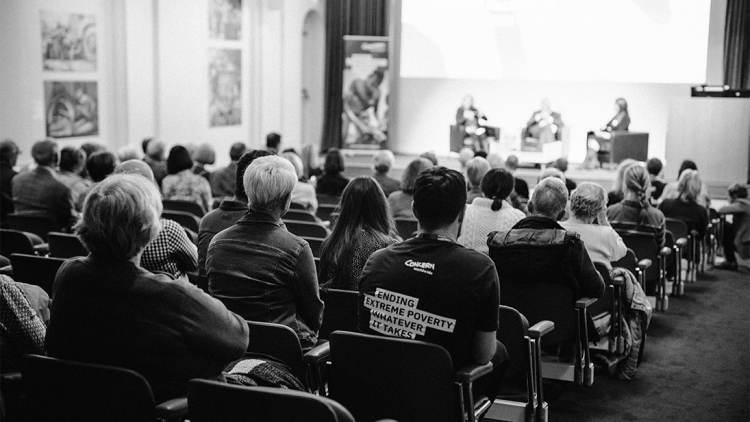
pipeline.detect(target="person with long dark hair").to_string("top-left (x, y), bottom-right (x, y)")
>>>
top-left (319, 176), bottom-right (399, 291)
top-left (315, 148), bottom-right (349, 197)
top-left (388, 157), bottom-right (434, 218)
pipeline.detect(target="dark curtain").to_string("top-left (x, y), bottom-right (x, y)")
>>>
top-left (724, 0), bottom-right (750, 89)
top-left (321, 0), bottom-right (389, 151)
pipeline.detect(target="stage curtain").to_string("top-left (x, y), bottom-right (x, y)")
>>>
top-left (724, 0), bottom-right (750, 89)
top-left (321, 0), bottom-right (388, 151)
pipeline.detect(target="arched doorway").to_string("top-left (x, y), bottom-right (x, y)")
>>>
top-left (301, 10), bottom-right (324, 148)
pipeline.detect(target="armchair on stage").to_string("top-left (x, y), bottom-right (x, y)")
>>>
top-left (596, 131), bottom-right (649, 166)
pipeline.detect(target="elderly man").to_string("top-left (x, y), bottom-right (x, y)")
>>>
top-left (12, 139), bottom-right (76, 231)
top-left (207, 155), bottom-right (324, 350)
top-left (210, 142), bottom-right (247, 198)
top-left (371, 150), bottom-right (400, 197)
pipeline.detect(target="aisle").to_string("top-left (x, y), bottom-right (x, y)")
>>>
top-left (547, 267), bottom-right (750, 421)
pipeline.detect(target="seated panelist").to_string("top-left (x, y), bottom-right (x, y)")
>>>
top-left (524, 98), bottom-right (564, 143)
top-left (585, 98), bottom-right (630, 168)
top-left (456, 95), bottom-right (489, 152)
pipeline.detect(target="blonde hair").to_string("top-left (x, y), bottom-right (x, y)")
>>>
top-left (466, 157), bottom-right (490, 188)
top-left (569, 182), bottom-right (607, 219)
top-left (244, 155), bottom-right (297, 213)
top-left (623, 164), bottom-right (652, 206)
top-left (282, 152), bottom-right (305, 178)
top-left (677, 169), bottom-right (702, 203)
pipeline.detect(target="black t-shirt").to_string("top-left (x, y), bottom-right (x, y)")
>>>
top-left (358, 236), bottom-right (500, 370)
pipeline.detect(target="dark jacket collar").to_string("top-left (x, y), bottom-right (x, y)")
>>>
top-left (512, 216), bottom-right (564, 230)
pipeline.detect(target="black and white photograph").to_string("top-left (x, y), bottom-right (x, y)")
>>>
top-left (208, 48), bottom-right (241, 126)
top-left (208, 0), bottom-right (242, 40)
top-left (44, 81), bottom-right (98, 137)
top-left (40, 11), bottom-right (97, 71)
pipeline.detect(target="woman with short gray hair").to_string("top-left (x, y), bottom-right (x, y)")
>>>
top-left (207, 155), bottom-right (324, 350)
top-left (561, 182), bottom-right (627, 269)
top-left (46, 174), bottom-right (248, 403)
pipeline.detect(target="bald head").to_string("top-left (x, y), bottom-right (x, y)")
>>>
top-left (115, 159), bottom-right (156, 183)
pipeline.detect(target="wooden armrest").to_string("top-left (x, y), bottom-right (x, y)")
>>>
top-left (575, 297), bottom-right (597, 309)
top-left (528, 320), bottom-right (555, 339)
top-left (659, 247), bottom-right (672, 256)
top-left (155, 397), bottom-right (189, 421)
top-left (637, 259), bottom-right (652, 270)
top-left (303, 341), bottom-right (331, 365)
top-left (610, 275), bottom-right (625, 286)
top-left (455, 362), bottom-right (494, 383)
top-left (675, 238), bottom-right (688, 247)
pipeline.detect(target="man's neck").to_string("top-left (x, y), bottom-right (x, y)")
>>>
top-left (417, 223), bottom-right (459, 242)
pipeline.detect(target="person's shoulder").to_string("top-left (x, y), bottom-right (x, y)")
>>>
top-left (160, 217), bottom-right (183, 233)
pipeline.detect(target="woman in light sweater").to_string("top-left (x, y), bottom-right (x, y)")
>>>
top-left (560, 182), bottom-right (627, 269)
top-left (458, 168), bottom-right (525, 254)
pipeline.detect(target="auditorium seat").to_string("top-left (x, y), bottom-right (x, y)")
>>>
top-left (316, 204), bottom-right (338, 222)
top-left (9, 254), bottom-right (66, 296)
top-left (394, 218), bottom-right (418, 240)
top-left (666, 218), bottom-right (697, 286)
top-left (7, 214), bottom-right (59, 242)
top-left (617, 233), bottom-right (671, 312)
top-left (22, 354), bottom-right (188, 422)
top-left (284, 209), bottom-right (319, 223)
top-left (188, 380), bottom-right (355, 422)
top-left (284, 221), bottom-right (329, 239)
top-left (318, 288), bottom-right (359, 340)
top-left (162, 199), bottom-right (205, 218)
top-left (161, 211), bottom-right (201, 233)
top-left (301, 236), bottom-right (324, 257)
top-left (48, 232), bottom-right (88, 258)
top-left (0, 229), bottom-right (38, 257)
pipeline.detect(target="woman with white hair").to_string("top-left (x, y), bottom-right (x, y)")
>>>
top-left (658, 169), bottom-right (708, 241)
top-left (282, 151), bottom-right (318, 212)
top-left (372, 150), bottom-right (400, 197)
top-left (46, 174), bottom-right (248, 403)
top-left (206, 155), bottom-right (324, 350)
top-left (561, 182), bottom-right (627, 268)
top-left (465, 156), bottom-right (491, 204)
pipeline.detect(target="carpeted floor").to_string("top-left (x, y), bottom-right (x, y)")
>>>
top-left (545, 266), bottom-right (749, 422)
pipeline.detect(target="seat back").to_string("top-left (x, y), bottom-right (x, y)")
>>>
top-left (316, 204), bottom-right (338, 222)
top-left (612, 249), bottom-right (638, 274)
top-left (395, 218), bottom-right (419, 240)
top-left (665, 218), bottom-right (689, 241)
top-left (0, 229), bottom-right (35, 257)
top-left (48, 232), bottom-right (88, 258)
top-left (162, 199), bottom-right (204, 218)
top-left (316, 195), bottom-right (340, 206)
top-left (496, 305), bottom-right (530, 379)
top-left (588, 264), bottom-right (614, 318)
top-left (319, 288), bottom-right (359, 340)
top-left (284, 221), bottom-right (329, 238)
top-left (8, 214), bottom-right (59, 241)
top-left (289, 202), bottom-right (307, 210)
top-left (620, 233), bottom-right (660, 283)
top-left (9, 254), bottom-right (66, 295)
top-left (301, 236), bottom-right (324, 257)
top-left (328, 331), bottom-right (460, 422)
top-left (246, 321), bottom-right (307, 384)
top-left (22, 354), bottom-right (156, 422)
top-left (284, 210), bottom-right (318, 223)
top-left (188, 380), bottom-right (354, 422)
top-left (161, 211), bottom-right (201, 233)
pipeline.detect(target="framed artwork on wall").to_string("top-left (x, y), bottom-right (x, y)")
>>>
top-left (208, 48), bottom-right (242, 127)
top-left (209, 0), bottom-right (242, 41)
top-left (40, 11), bottom-right (97, 72)
top-left (44, 81), bottom-right (99, 138)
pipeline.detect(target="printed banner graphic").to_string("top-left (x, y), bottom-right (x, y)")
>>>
top-left (364, 288), bottom-right (455, 339)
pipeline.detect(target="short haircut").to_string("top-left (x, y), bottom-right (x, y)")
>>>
top-left (569, 182), bottom-right (607, 219)
top-left (31, 139), bottom-right (58, 167)
top-left (266, 132), bottom-right (281, 150)
top-left (243, 155), bottom-right (297, 213)
top-left (80, 143), bottom-right (104, 159)
top-left (677, 160), bottom-right (697, 178)
top-left (481, 168), bottom-right (515, 211)
top-left (166, 146), bottom-right (193, 175)
top-left (146, 140), bottom-right (165, 160)
top-left (458, 148), bottom-right (474, 166)
top-left (420, 151), bottom-right (438, 166)
top-left (646, 157), bottom-right (662, 176)
top-left (506, 155), bottom-right (519, 171)
top-left (235, 150), bottom-right (273, 199)
top-left (229, 142), bottom-right (247, 161)
top-left (486, 153), bottom-right (505, 169)
top-left (117, 146), bottom-right (140, 162)
top-left (192, 143), bottom-right (216, 165)
top-left (87, 151), bottom-right (117, 182)
top-left (76, 174), bottom-right (162, 260)
top-left (59, 147), bottom-right (86, 173)
top-left (412, 166), bottom-right (467, 231)
top-left (530, 177), bottom-right (568, 220)
top-left (540, 167), bottom-right (565, 183)
top-left (677, 169), bottom-right (702, 203)
top-left (323, 148), bottom-right (345, 174)
top-left (0, 139), bottom-right (19, 164)
top-left (114, 159), bottom-right (156, 184)
top-left (473, 151), bottom-right (487, 159)
top-left (282, 151), bottom-right (305, 177)
top-left (553, 158), bottom-right (568, 173)
top-left (466, 157), bottom-right (490, 188)
top-left (373, 150), bottom-right (395, 173)
top-left (728, 183), bottom-right (748, 199)
top-left (401, 157), bottom-right (433, 194)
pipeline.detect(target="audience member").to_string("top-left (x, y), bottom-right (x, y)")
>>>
top-left (316, 148), bottom-right (350, 197)
top-left (540, 167), bottom-right (565, 183)
top-left (300, 143), bottom-right (322, 180)
top-left (359, 166), bottom-right (509, 402)
top-left (141, 138), bottom-right (152, 155)
top-left (210, 142), bottom-right (246, 198)
top-left (117, 145), bottom-right (141, 162)
top-left (458, 168), bottom-right (525, 254)
top-left (607, 164), bottom-right (666, 248)
top-left (46, 174), bottom-right (248, 403)
top-left (144, 140), bottom-right (168, 187)
top-left (560, 182), bottom-right (627, 268)
top-left (505, 154), bottom-right (529, 198)
top-left (80, 142), bottom-right (105, 159)
top-left (192, 143), bottom-right (216, 181)
top-left (75, 151), bottom-right (117, 210)
top-left (647, 158), bottom-right (666, 201)
top-left (659, 160), bottom-right (710, 207)
top-left (474, 151), bottom-right (488, 159)
top-left (162, 145), bottom-right (212, 213)
top-left (371, 150), bottom-right (400, 197)
top-left (57, 147), bottom-right (91, 208)
top-left (283, 151), bottom-right (318, 212)
top-left (198, 150), bottom-right (271, 277)
top-left (486, 152), bottom-right (505, 169)
top-left (319, 176), bottom-right (399, 291)
top-left (0, 274), bottom-right (47, 371)
top-left (114, 160), bottom-right (198, 279)
top-left (715, 183), bottom-right (750, 270)
top-left (658, 170), bottom-right (709, 240)
top-left (207, 156), bottom-right (323, 350)
top-left (419, 151), bottom-right (439, 166)
top-left (553, 158), bottom-right (577, 193)
top-left (387, 157), bottom-right (433, 219)
top-left (266, 132), bottom-right (282, 154)
top-left (465, 156), bottom-right (491, 204)
top-left (608, 159), bottom-right (638, 206)
top-left (458, 147), bottom-right (474, 172)
top-left (0, 139), bottom-right (20, 224)
top-left (12, 139), bottom-right (76, 231)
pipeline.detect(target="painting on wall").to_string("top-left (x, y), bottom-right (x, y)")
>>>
top-left (44, 81), bottom-right (99, 138)
top-left (208, 48), bottom-right (241, 127)
top-left (40, 11), bottom-right (97, 71)
top-left (209, 0), bottom-right (242, 40)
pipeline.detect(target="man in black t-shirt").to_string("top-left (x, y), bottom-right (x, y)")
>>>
top-left (359, 166), bottom-right (508, 401)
